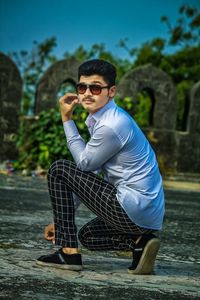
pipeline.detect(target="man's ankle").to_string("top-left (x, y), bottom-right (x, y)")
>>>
top-left (62, 247), bottom-right (80, 255)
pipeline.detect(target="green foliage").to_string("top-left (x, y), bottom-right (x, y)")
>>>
top-left (131, 38), bottom-right (165, 68)
top-left (15, 94), bottom-right (152, 171)
top-left (10, 37), bottom-right (57, 115)
top-left (118, 4), bottom-right (200, 131)
top-left (10, 4), bottom-right (200, 171)
top-left (134, 92), bottom-right (152, 127)
top-left (64, 43), bottom-right (132, 82)
top-left (116, 93), bottom-right (151, 128)
top-left (161, 5), bottom-right (200, 47)
top-left (14, 105), bottom-right (89, 171)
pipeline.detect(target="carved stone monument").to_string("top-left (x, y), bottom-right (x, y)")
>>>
top-left (118, 64), bottom-right (200, 174)
top-left (35, 58), bottom-right (80, 113)
top-left (0, 52), bottom-right (22, 160)
top-left (118, 64), bottom-right (177, 130)
top-left (177, 81), bottom-right (200, 173)
top-left (0, 53), bottom-right (199, 176)
top-left (188, 81), bottom-right (200, 134)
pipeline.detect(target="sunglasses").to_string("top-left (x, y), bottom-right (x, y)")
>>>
top-left (76, 83), bottom-right (110, 95)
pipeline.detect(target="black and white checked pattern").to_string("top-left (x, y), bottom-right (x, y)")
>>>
top-left (48, 159), bottom-right (153, 249)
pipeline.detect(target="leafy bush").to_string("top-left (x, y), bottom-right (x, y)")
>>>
top-left (11, 4), bottom-right (200, 172)
top-left (116, 93), bottom-right (151, 128)
top-left (14, 97), bottom-right (152, 171)
top-left (14, 105), bottom-right (89, 171)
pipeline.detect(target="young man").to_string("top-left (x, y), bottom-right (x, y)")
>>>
top-left (36, 59), bottom-right (165, 274)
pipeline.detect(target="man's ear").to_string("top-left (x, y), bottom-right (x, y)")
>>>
top-left (109, 85), bottom-right (116, 98)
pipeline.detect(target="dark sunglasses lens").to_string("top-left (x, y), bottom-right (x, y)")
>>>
top-left (90, 85), bottom-right (102, 95)
top-left (77, 84), bottom-right (102, 95)
top-left (77, 84), bottom-right (87, 94)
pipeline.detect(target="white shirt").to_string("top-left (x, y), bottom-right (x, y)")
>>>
top-left (64, 99), bottom-right (165, 230)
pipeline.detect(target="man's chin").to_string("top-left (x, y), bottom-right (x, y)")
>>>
top-left (83, 103), bottom-right (95, 110)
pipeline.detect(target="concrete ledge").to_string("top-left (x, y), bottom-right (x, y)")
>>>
top-left (163, 180), bottom-right (200, 192)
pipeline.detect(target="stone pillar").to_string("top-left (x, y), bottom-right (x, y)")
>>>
top-left (0, 52), bottom-right (22, 160)
top-left (118, 64), bottom-right (177, 130)
top-left (35, 58), bottom-right (80, 114)
top-left (188, 81), bottom-right (200, 133)
top-left (117, 64), bottom-right (179, 174)
top-left (177, 81), bottom-right (200, 173)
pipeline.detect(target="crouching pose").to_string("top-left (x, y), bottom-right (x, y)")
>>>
top-left (36, 59), bottom-right (165, 274)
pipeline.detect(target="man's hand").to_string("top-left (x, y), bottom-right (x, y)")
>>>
top-left (59, 93), bottom-right (79, 122)
top-left (44, 223), bottom-right (55, 243)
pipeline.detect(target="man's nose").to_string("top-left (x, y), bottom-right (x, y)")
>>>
top-left (84, 87), bottom-right (92, 95)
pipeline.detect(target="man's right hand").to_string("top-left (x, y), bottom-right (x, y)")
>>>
top-left (44, 223), bottom-right (55, 242)
top-left (59, 93), bottom-right (79, 123)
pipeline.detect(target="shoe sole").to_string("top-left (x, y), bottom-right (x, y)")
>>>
top-left (35, 260), bottom-right (83, 271)
top-left (128, 238), bottom-right (160, 275)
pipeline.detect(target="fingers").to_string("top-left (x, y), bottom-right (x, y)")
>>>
top-left (59, 93), bottom-right (79, 105)
top-left (44, 223), bottom-right (55, 242)
top-left (46, 230), bottom-right (54, 241)
top-left (59, 93), bottom-right (79, 122)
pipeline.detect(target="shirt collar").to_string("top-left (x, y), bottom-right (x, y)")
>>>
top-left (85, 99), bottom-right (116, 127)
top-left (90, 98), bottom-right (116, 119)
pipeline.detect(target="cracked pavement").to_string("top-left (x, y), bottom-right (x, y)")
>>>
top-left (0, 174), bottom-right (200, 299)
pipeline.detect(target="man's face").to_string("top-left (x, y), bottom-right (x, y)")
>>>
top-left (77, 75), bottom-right (116, 114)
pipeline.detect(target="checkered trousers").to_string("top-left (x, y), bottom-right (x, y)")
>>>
top-left (47, 159), bottom-right (152, 249)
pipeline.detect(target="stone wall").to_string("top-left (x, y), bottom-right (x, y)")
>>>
top-left (188, 81), bottom-right (200, 134)
top-left (0, 52), bottom-right (22, 160)
top-left (0, 53), bottom-right (199, 175)
top-left (118, 64), bottom-right (177, 130)
top-left (35, 58), bottom-right (80, 113)
top-left (118, 64), bottom-right (200, 174)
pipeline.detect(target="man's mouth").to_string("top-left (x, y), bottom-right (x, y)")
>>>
top-left (83, 99), bottom-right (95, 104)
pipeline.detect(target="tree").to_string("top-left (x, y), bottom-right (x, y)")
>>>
top-left (9, 4), bottom-right (200, 171)
top-left (161, 5), bottom-right (200, 48)
top-left (10, 37), bottom-right (57, 115)
top-left (118, 5), bottom-right (200, 130)
top-left (64, 43), bottom-right (131, 82)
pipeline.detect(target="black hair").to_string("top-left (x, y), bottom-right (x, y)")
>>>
top-left (78, 59), bottom-right (116, 86)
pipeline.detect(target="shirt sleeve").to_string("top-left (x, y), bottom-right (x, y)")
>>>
top-left (63, 120), bottom-right (123, 172)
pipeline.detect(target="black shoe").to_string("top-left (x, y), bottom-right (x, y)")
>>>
top-left (128, 233), bottom-right (160, 275)
top-left (36, 248), bottom-right (83, 271)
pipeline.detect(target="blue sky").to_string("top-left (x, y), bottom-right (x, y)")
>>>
top-left (0, 0), bottom-right (199, 60)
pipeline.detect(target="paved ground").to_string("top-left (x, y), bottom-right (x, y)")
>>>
top-left (0, 174), bottom-right (200, 300)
